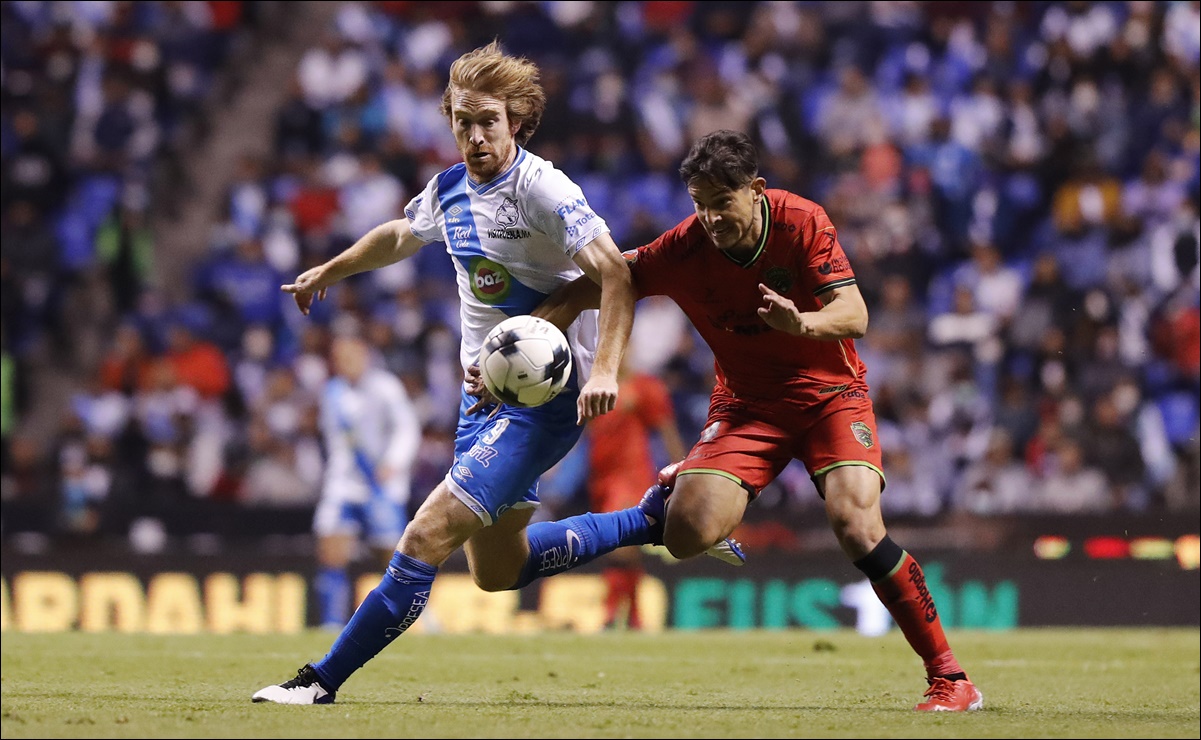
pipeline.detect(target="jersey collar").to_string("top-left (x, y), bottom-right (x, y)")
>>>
top-left (719, 196), bottom-right (771, 269)
top-left (469, 146), bottom-right (527, 195)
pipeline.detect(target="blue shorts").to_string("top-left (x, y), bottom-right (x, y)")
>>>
top-left (444, 382), bottom-right (582, 526)
top-left (312, 496), bottom-right (408, 549)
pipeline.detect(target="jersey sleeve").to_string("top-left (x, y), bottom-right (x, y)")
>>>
top-left (523, 166), bottom-right (610, 257)
top-left (625, 220), bottom-right (690, 299)
top-left (798, 206), bottom-right (857, 298)
top-left (402, 176), bottom-right (441, 244)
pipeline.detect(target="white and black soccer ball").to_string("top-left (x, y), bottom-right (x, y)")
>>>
top-left (478, 315), bottom-right (573, 408)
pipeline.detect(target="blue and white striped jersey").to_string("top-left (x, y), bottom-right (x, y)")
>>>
top-left (404, 147), bottom-right (607, 382)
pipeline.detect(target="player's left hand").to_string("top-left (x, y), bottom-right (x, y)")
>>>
top-left (464, 364), bottom-right (500, 415)
top-left (757, 283), bottom-right (807, 336)
top-left (576, 373), bottom-right (618, 425)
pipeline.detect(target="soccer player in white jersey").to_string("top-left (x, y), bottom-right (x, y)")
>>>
top-left (312, 334), bottom-right (421, 630)
top-left (253, 41), bottom-right (741, 706)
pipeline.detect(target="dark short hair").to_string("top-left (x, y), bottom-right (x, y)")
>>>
top-left (678, 130), bottom-right (759, 191)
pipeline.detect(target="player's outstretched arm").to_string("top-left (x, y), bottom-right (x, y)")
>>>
top-left (282, 219), bottom-right (424, 315)
top-left (569, 233), bottom-right (635, 424)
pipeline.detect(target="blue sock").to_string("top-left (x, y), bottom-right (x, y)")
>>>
top-left (510, 508), bottom-right (650, 590)
top-left (312, 551), bottom-right (437, 690)
top-left (315, 567), bottom-right (351, 627)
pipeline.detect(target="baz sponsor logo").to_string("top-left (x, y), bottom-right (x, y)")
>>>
top-left (818, 384), bottom-right (848, 394)
top-left (850, 421), bottom-right (874, 449)
top-left (765, 267), bottom-right (793, 293)
top-left (469, 257), bottom-right (512, 304)
top-left (453, 465), bottom-right (473, 480)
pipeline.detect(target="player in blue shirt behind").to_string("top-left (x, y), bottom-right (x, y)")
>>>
top-left (312, 334), bottom-right (421, 630)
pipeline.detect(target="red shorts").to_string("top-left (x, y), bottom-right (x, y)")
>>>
top-left (675, 388), bottom-right (885, 498)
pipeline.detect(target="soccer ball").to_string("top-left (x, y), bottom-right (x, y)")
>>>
top-left (478, 315), bottom-right (573, 408)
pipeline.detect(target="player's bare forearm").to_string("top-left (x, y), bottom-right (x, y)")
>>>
top-left (532, 275), bottom-right (600, 333)
top-left (800, 291), bottom-right (869, 339)
top-left (324, 220), bottom-right (420, 282)
top-left (591, 266), bottom-right (635, 379)
top-left (283, 220), bottom-right (424, 314)
top-left (570, 235), bottom-right (635, 423)
top-left (758, 283), bottom-right (868, 339)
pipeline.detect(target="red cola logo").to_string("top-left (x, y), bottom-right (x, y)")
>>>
top-left (469, 257), bottom-right (512, 303)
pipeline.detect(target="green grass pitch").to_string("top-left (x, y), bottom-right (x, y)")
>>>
top-left (2, 628), bottom-right (1197, 738)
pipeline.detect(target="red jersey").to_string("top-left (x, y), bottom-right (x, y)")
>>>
top-left (627, 189), bottom-right (868, 409)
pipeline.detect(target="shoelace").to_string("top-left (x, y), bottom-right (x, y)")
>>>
top-left (280, 667), bottom-right (315, 689)
top-left (923, 677), bottom-right (958, 703)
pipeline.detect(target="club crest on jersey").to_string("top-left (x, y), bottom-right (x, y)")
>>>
top-left (495, 197), bottom-right (520, 227)
top-left (469, 257), bottom-right (512, 303)
top-left (850, 421), bottom-right (874, 449)
top-left (765, 267), bottom-right (793, 293)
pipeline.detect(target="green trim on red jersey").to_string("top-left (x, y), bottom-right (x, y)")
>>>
top-left (720, 197), bottom-right (772, 269)
top-left (814, 276), bottom-right (858, 296)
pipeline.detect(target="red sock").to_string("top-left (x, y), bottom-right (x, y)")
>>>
top-left (623, 568), bottom-right (643, 629)
top-left (602, 568), bottom-right (625, 623)
top-left (871, 553), bottom-right (964, 679)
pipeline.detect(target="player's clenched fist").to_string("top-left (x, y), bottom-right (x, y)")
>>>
top-left (757, 283), bottom-right (808, 336)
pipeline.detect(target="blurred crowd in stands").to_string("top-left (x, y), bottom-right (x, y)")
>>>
top-left (1, 1), bottom-right (1198, 548)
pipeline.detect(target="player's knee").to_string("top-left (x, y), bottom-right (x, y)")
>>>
top-left (663, 517), bottom-right (718, 560)
top-left (830, 511), bottom-right (884, 552)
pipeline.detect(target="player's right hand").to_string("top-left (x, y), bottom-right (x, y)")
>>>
top-left (576, 372), bottom-right (618, 425)
top-left (281, 266), bottom-right (330, 316)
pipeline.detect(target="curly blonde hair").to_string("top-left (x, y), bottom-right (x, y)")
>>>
top-left (440, 40), bottom-right (547, 146)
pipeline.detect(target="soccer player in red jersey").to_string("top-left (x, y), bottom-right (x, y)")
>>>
top-left (536, 129), bottom-right (983, 712)
top-left (587, 358), bottom-right (688, 629)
